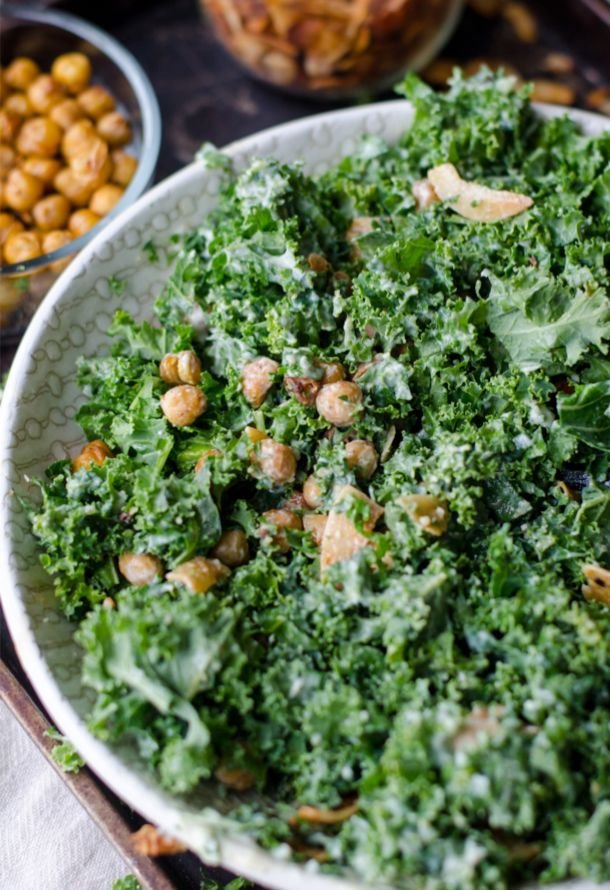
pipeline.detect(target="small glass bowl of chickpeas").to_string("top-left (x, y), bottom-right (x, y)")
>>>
top-left (0, 4), bottom-right (161, 337)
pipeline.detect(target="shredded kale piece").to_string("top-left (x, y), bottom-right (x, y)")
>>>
top-left (45, 727), bottom-right (85, 773)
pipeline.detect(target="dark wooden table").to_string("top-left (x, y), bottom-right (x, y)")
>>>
top-left (1, 1), bottom-right (609, 887)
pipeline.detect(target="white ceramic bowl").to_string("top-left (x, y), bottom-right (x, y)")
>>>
top-left (1, 101), bottom-right (609, 890)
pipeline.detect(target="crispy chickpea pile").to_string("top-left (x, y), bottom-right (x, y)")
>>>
top-left (0, 52), bottom-right (137, 268)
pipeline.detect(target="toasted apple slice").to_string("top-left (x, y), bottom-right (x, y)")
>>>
top-left (320, 485), bottom-right (383, 574)
top-left (427, 163), bottom-right (533, 222)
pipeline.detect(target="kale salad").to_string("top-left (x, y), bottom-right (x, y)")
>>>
top-left (31, 72), bottom-right (610, 889)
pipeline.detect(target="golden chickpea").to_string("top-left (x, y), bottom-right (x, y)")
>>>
top-left (89, 182), bottom-right (124, 216)
top-left (0, 144), bottom-right (16, 176)
top-left (32, 193), bottom-right (71, 231)
top-left (303, 474), bottom-right (323, 509)
top-left (54, 167), bottom-right (96, 206)
top-left (22, 156), bottom-right (62, 186)
top-left (160, 384), bottom-right (207, 427)
top-left (16, 115), bottom-right (62, 157)
top-left (194, 449), bottom-right (221, 473)
top-left (166, 556), bottom-right (230, 594)
top-left (51, 53), bottom-right (92, 94)
top-left (159, 350), bottom-right (202, 386)
top-left (71, 439), bottom-right (112, 471)
top-left (70, 136), bottom-right (109, 180)
top-left (118, 552), bottom-right (164, 586)
top-left (254, 438), bottom-right (297, 485)
top-left (241, 357), bottom-right (279, 407)
top-left (68, 208), bottom-right (101, 237)
top-left (77, 84), bottom-right (115, 119)
top-left (5, 168), bottom-right (44, 212)
top-left (97, 110), bottom-right (131, 147)
top-left (41, 228), bottom-right (72, 255)
top-left (345, 439), bottom-right (378, 480)
top-left (27, 74), bottom-right (65, 114)
top-left (111, 149), bottom-right (137, 186)
top-left (5, 57), bottom-right (40, 91)
top-left (0, 108), bottom-right (22, 143)
top-left (303, 513), bottom-right (328, 547)
top-left (50, 97), bottom-right (85, 130)
top-left (319, 360), bottom-right (346, 384)
top-left (4, 232), bottom-right (41, 265)
top-left (61, 118), bottom-right (97, 161)
top-left (260, 508), bottom-right (302, 552)
top-left (5, 92), bottom-right (32, 117)
top-left (211, 529), bottom-right (250, 567)
top-left (0, 211), bottom-right (24, 247)
top-left (316, 381), bottom-right (363, 427)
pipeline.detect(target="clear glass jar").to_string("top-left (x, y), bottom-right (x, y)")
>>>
top-left (202, 0), bottom-right (464, 99)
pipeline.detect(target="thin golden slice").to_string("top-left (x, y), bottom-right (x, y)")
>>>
top-left (320, 485), bottom-right (383, 574)
top-left (427, 163), bottom-right (533, 222)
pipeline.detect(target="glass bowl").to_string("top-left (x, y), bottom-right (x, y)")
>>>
top-left (0, 4), bottom-right (161, 340)
top-left (201, 0), bottom-right (464, 100)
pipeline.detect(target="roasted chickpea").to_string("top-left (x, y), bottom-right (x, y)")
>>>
top-left (68, 208), bottom-right (100, 238)
top-left (0, 144), bottom-right (16, 176)
top-left (166, 556), bottom-right (230, 593)
top-left (254, 438), bottom-right (297, 485)
top-left (22, 156), bottom-right (62, 186)
top-left (211, 529), bottom-right (250, 567)
top-left (303, 474), bottom-right (323, 509)
top-left (77, 84), bottom-right (115, 119)
top-left (51, 53), bottom-right (92, 94)
top-left (89, 183), bottom-right (124, 216)
top-left (260, 508), bottom-right (302, 552)
top-left (61, 118), bottom-right (97, 161)
top-left (316, 381), bottom-right (363, 427)
top-left (5, 168), bottom-right (44, 213)
top-left (41, 228), bottom-right (72, 255)
top-left (27, 74), bottom-right (65, 114)
top-left (97, 110), bottom-right (131, 147)
top-left (303, 513), bottom-right (328, 547)
top-left (3, 230), bottom-right (41, 265)
top-left (319, 360), bottom-right (346, 384)
top-left (54, 167), bottom-right (96, 206)
top-left (16, 115), bottom-right (62, 158)
top-left (5, 92), bottom-right (32, 117)
top-left (241, 356), bottom-right (279, 407)
top-left (160, 384), bottom-right (207, 427)
top-left (32, 193), bottom-right (71, 231)
top-left (0, 211), bottom-right (24, 247)
top-left (345, 439), bottom-right (378, 480)
top-left (0, 108), bottom-right (22, 143)
top-left (192, 450), bottom-right (220, 475)
top-left (5, 57), bottom-right (40, 91)
top-left (175, 350), bottom-right (203, 385)
top-left (118, 552), bottom-right (163, 586)
top-left (50, 98), bottom-right (85, 130)
top-left (71, 439), bottom-right (112, 471)
top-left (160, 350), bottom-right (202, 386)
top-left (70, 137), bottom-right (110, 181)
top-left (111, 149), bottom-right (137, 186)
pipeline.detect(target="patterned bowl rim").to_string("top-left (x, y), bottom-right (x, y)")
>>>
top-left (1, 99), bottom-right (609, 890)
